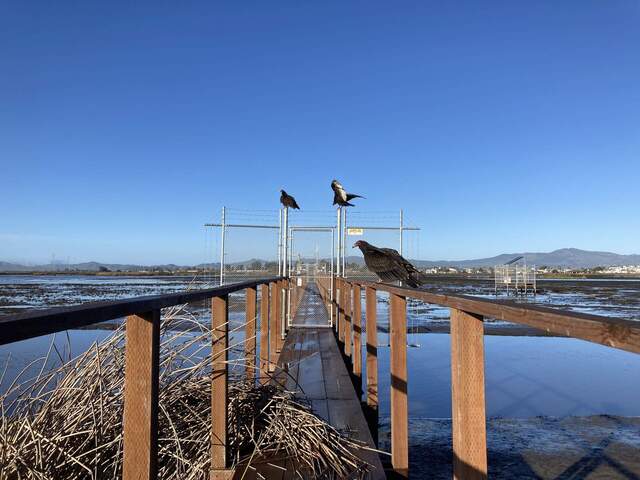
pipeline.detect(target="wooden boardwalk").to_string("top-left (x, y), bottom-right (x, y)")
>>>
top-left (274, 281), bottom-right (385, 479)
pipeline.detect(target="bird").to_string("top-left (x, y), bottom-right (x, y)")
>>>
top-left (280, 190), bottom-right (300, 209)
top-left (353, 240), bottom-right (424, 288)
top-left (331, 179), bottom-right (364, 207)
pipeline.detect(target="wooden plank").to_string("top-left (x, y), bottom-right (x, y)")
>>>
top-left (245, 286), bottom-right (257, 381)
top-left (347, 281), bottom-right (640, 355)
top-left (275, 280), bottom-right (282, 353)
top-left (316, 328), bottom-right (386, 479)
top-left (259, 284), bottom-right (269, 384)
top-left (122, 309), bottom-right (160, 480)
top-left (269, 282), bottom-right (278, 371)
top-left (0, 277), bottom-right (283, 345)
top-left (365, 286), bottom-right (378, 409)
top-left (337, 279), bottom-right (344, 341)
top-left (352, 284), bottom-right (362, 382)
top-left (390, 293), bottom-right (408, 477)
top-left (451, 308), bottom-right (487, 480)
top-left (343, 282), bottom-right (352, 357)
top-left (211, 295), bottom-right (229, 472)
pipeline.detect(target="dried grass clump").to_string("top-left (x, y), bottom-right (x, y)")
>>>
top-left (0, 302), bottom-right (372, 479)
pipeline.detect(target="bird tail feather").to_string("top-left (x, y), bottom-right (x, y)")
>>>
top-left (346, 193), bottom-right (364, 201)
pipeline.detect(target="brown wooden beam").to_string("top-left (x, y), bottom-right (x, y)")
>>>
top-left (390, 293), bottom-right (408, 477)
top-left (211, 295), bottom-right (229, 474)
top-left (269, 282), bottom-right (278, 371)
top-left (245, 286), bottom-right (257, 381)
top-left (365, 286), bottom-right (378, 410)
top-left (123, 310), bottom-right (160, 480)
top-left (353, 284), bottom-right (362, 381)
top-left (337, 279), bottom-right (344, 342)
top-left (344, 281), bottom-right (352, 357)
top-left (259, 284), bottom-right (269, 384)
top-left (345, 281), bottom-right (640, 355)
top-left (451, 308), bottom-right (487, 480)
top-left (275, 280), bottom-right (282, 353)
top-left (0, 277), bottom-right (284, 346)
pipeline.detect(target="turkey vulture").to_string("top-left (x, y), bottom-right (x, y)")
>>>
top-left (280, 190), bottom-right (300, 209)
top-left (331, 179), bottom-right (364, 207)
top-left (353, 240), bottom-right (423, 288)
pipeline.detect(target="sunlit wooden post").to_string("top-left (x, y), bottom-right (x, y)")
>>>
top-left (211, 295), bottom-right (230, 478)
top-left (269, 282), bottom-right (278, 371)
top-left (353, 284), bottom-right (362, 382)
top-left (245, 286), bottom-right (257, 381)
top-left (337, 278), bottom-right (344, 342)
top-left (450, 308), bottom-right (487, 480)
top-left (390, 293), bottom-right (408, 477)
top-left (275, 280), bottom-right (281, 353)
top-left (259, 284), bottom-right (269, 384)
top-left (331, 276), bottom-right (337, 329)
top-left (344, 281), bottom-right (352, 357)
top-left (123, 309), bottom-right (160, 480)
top-left (365, 286), bottom-right (378, 411)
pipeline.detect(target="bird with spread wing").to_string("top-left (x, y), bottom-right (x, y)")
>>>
top-left (353, 240), bottom-right (424, 288)
top-left (331, 179), bottom-right (364, 207)
top-left (280, 190), bottom-right (300, 209)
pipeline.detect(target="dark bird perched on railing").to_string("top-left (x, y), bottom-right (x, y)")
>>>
top-left (280, 190), bottom-right (300, 209)
top-left (331, 179), bottom-right (364, 207)
top-left (353, 240), bottom-right (424, 288)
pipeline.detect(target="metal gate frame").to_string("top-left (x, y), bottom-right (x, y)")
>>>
top-left (287, 226), bottom-right (335, 327)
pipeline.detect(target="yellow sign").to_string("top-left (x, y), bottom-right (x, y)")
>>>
top-left (347, 228), bottom-right (364, 236)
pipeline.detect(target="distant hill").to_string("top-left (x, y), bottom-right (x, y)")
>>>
top-left (2, 248), bottom-right (639, 272)
top-left (345, 248), bottom-right (640, 269)
top-left (412, 248), bottom-right (640, 268)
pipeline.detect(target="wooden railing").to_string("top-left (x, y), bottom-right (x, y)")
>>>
top-left (0, 276), bottom-right (285, 480)
top-left (317, 277), bottom-right (640, 479)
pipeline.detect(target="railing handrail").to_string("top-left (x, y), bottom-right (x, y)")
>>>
top-left (346, 279), bottom-right (640, 355)
top-left (0, 276), bottom-right (284, 346)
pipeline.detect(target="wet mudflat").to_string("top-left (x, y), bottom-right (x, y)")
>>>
top-left (379, 416), bottom-right (640, 479)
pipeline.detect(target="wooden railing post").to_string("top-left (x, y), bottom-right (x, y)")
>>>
top-left (390, 293), bottom-right (408, 477)
top-left (123, 310), bottom-right (160, 480)
top-left (275, 280), bottom-right (283, 353)
top-left (344, 281), bottom-right (352, 357)
top-left (245, 286), bottom-right (257, 381)
top-left (450, 308), bottom-right (487, 480)
top-left (365, 286), bottom-right (378, 411)
top-left (260, 283), bottom-right (269, 383)
top-left (211, 295), bottom-right (230, 478)
top-left (353, 284), bottom-right (362, 384)
top-left (337, 278), bottom-right (344, 342)
top-left (269, 282), bottom-right (278, 371)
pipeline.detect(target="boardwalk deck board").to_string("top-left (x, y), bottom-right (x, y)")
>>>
top-left (274, 282), bottom-right (385, 479)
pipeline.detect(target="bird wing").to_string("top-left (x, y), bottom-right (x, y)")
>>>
top-left (365, 247), bottom-right (423, 288)
top-left (345, 193), bottom-right (364, 201)
top-left (362, 246), bottom-right (402, 280)
top-left (291, 197), bottom-right (300, 209)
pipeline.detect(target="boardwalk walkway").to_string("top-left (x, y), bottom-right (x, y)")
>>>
top-left (275, 281), bottom-right (385, 479)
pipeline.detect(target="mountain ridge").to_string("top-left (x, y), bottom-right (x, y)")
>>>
top-left (2, 248), bottom-right (640, 272)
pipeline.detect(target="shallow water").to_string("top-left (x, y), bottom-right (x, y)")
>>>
top-left (371, 333), bottom-right (640, 418)
top-left (1, 275), bottom-right (639, 420)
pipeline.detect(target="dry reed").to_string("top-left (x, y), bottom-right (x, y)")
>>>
top-left (0, 299), bottom-right (372, 479)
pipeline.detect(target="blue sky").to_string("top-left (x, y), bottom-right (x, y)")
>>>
top-left (2, 2), bottom-right (639, 264)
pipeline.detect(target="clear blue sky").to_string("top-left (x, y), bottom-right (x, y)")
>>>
top-left (2, 2), bottom-right (639, 265)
